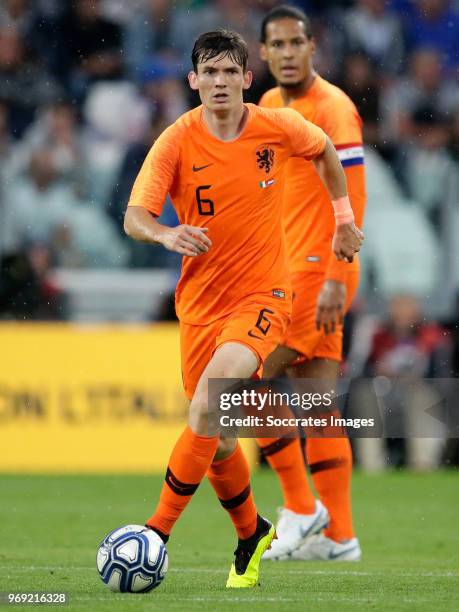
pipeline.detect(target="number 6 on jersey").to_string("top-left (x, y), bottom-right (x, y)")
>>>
top-left (196, 185), bottom-right (215, 215)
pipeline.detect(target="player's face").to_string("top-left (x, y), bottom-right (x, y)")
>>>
top-left (188, 54), bottom-right (252, 112)
top-left (260, 18), bottom-right (315, 88)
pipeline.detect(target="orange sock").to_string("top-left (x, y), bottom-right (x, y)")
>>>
top-left (306, 436), bottom-right (355, 541)
top-left (207, 443), bottom-right (258, 539)
top-left (257, 438), bottom-right (316, 515)
top-left (146, 425), bottom-right (219, 538)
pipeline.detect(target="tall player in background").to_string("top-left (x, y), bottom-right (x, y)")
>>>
top-left (258, 6), bottom-right (366, 562)
top-left (124, 29), bottom-right (363, 587)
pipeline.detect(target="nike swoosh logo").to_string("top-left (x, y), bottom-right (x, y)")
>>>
top-left (300, 525), bottom-right (316, 539)
top-left (248, 330), bottom-right (263, 340)
top-left (193, 163), bottom-right (213, 172)
top-left (299, 510), bottom-right (329, 539)
top-left (329, 545), bottom-right (359, 560)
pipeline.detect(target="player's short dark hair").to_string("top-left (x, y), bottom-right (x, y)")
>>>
top-left (260, 5), bottom-right (313, 43)
top-left (192, 29), bottom-right (249, 73)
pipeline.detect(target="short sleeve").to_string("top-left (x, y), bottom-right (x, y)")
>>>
top-left (317, 97), bottom-right (363, 146)
top-left (280, 108), bottom-right (327, 160)
top-left (127, 123), bottom-right (181, 216)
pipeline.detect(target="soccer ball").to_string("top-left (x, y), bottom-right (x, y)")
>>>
top-left (96, 524), bottom-right (168, 593)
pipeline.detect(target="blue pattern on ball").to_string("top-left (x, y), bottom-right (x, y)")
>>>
top-left (97, 525), bottom-right (168, 593)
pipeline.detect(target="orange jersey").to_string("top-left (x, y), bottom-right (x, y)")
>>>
top-left (260, 75), bottom-right (366, 282)
top-left (128, 103), bottom-right (327, 325)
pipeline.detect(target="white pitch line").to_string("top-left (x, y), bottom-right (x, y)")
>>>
top-left (1, 565), bottom-right (458, 579)
top-left (70, 596), bottom-right (304, 603)
top-left (58, 594), bottom-right (450, 605)
top-left (72, 595), bottom-right (331, 603)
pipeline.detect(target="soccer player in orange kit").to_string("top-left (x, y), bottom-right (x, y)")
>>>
top-left (124, 28), bottom-right (363, 587)
top-left (258, 6), bottom-right (366, 562)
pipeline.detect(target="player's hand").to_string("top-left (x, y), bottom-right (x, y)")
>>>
top-left (332, 222), bottom-right (364, 262)
top-left (315, 279), bottom-right (346, 335)
top-left (160, 225), bottom-right (212, 257)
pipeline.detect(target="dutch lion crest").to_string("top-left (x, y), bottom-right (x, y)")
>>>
top-left (256, 145), bottom-right (275, 174)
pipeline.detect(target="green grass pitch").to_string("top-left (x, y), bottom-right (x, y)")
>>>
top-left (1, 470), bottom-right (459, 611)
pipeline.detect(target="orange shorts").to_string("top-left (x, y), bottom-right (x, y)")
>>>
top-left (283, 270), bottom-right (360, 363)
top-left (180, 292), bottom-right (292, 399)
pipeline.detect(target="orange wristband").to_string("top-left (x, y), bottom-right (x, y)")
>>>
top-left (332, 195), bottom-right (354, 225)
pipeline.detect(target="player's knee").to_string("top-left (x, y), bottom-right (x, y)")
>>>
top-left (189, 389), bottom-right (223, 436)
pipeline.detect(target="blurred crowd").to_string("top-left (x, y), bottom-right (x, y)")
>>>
top-left (0, 1), bottom-right (458, 314)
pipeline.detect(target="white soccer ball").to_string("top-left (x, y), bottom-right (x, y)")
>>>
top-left (96, 524), bottom-right (168, 593)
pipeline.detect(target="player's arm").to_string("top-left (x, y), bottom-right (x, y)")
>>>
top-left (284, 109), bottom-right (364, 262)
top-left (313, 138), bottom-right (362, 333)
top-left (318, 104), bottom-right (367, 333)
top-left (124, 208), bottom-right (211, 257)
top-left (325, 162), bottom-right (366, 280)
top-left (315, 162), bottom-right (366, 333)
top-left (311, 136), bottom-right (364, 263)
top-left (324, 102), bottom-right (366, 282)
top-left (123, 124), bottom-right (211, 258)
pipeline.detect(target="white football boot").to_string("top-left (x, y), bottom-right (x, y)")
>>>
top-left (262, 500), bottom-right (329, 561)
top-left (291, 533), bottom-right (362, 561)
